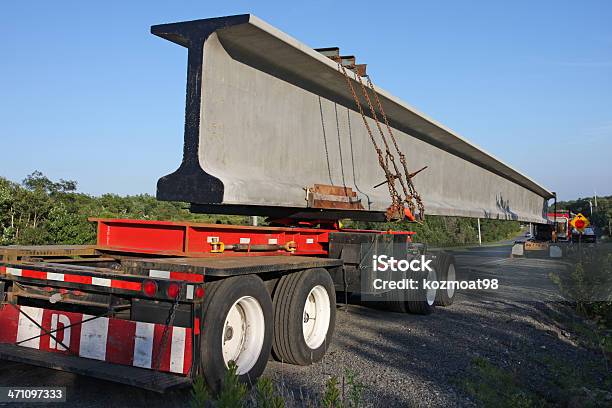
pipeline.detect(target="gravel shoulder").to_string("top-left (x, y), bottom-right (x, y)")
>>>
top-left (264, 246), bottom-right (610, 407)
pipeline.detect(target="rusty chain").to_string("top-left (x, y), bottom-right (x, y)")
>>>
top-left (354, 72), bottom-right (416, 219)
top-left (365, 76), bottom-right (425, 219)
top-left (334, 58), bottom-right (425, 221)
top-left (335, 60), bottom-right (403, 220)
top-left (152, 296), bottom-right (180, 371)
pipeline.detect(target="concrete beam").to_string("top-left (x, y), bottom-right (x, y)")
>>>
top-left (152, 14), bottom-right (552, 223)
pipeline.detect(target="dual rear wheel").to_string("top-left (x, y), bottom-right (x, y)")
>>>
top-left (385, 252), bottom-right (457, 314)
top-left (272, 268), bottom-right (336, 365)
top-left (434, 252), bottom-right (456, 307)
top-left (198, 256), bottom-right (454, 390)
top-left (199, 269), bottom-right (335, 391)
top-left (199, 275), bottom-right (272, 391)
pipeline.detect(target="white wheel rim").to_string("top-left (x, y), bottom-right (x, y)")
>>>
top-left (221, 296), bottom-right (265, 375)
top-left (447, 264), bottom-right (456, 298)
top-left (426, 269), bottom-right (437, 306)
top-left (302, 285), bottom-right (331, 349)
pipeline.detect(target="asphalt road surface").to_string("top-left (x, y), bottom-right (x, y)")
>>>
top-left (0, 241), bottom-right (603, 407)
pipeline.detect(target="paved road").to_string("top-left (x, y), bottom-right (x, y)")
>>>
top-left (0, 242), bottom-right (596, 407)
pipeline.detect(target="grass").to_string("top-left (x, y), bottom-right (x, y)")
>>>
top-left (460, 350), bottom-right (612, 407)
top-left (536, 353), bottom-right (612, 406)
top-left (255, 378), bottom-right (285, 408)
top-left (217, 362), bottom-right (248, 408)
top-left (321, 376), bottom-right (341, 408)
top-left (569, 319), bottom-right (612, 359)
top-left (548, 243), bottom-right (612, 365)
top-left (191, 366), bottom-right (365, 408)
top-left (459, 357), bottom-right (544, 408)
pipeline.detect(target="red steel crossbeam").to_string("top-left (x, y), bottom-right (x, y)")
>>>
top-left (92, 218), bottom-right (415, 258)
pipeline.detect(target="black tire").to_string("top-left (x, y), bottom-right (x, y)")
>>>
top-left (433, 252), bottom-right (457, 307)
top-left (199, 275), bottom-right (273, 392)
top-left (383, 270), bottom-right (409, 313)
top-left (384, 295), bottom-right (409, 313)
top-left (272, 268), bottom-right (336, 366)
top-left (406, 268), bottom-right (437, 315)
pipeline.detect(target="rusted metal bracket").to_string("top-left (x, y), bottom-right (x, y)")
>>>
top-left (315, 47), bottom-right (339, 58)
top-left (306, 184), bottom-right (364, 210)
top-left (10, 282), bottom-right (113, 309)
top-left (315, 48), bottom-right (367, 76)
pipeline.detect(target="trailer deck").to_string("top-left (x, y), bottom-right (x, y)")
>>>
top-left (123, 256), bottom-right (343, 278)
top-left (0, 218), bottom-right (426, 392)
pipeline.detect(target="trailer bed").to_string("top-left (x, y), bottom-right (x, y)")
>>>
top-left (123, 256), bottom-right (342, 277)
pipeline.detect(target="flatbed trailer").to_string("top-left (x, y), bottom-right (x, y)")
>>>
top-left (0, 218), bottom-right (456, 392)
top-left (0, 12), bottom-right (552, 393)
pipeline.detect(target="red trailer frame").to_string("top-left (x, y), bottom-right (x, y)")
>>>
top-left (93, 218), bottom-right (414, 257)
top-left (0, 219), bottom-right (417, 392)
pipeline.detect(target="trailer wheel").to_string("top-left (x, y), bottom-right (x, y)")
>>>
top-left (272, 268), bottom-right (336, 365)
top-left (384, 275), bottom-right (409, 313)
top-left (199, 275), bottom-right (273, 392)
top-left (434, 252), bottom-right (456, 307)
top-left (406, 268), bottom-right (437, 315)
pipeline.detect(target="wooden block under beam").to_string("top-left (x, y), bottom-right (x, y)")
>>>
top-left (0, 245), bottom-right (98, 262)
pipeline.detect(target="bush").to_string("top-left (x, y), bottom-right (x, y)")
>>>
top-left (550, 244), bottom-right (612, 359)
top-left (550, 243), bottom-right (612, 325)
top-left (0, 172), bottom-right (249, 246)
top-left (345, 216), bottom-right (520, 247)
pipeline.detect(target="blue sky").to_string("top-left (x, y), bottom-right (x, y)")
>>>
top-left (1, 0), bottom-right (610, 201)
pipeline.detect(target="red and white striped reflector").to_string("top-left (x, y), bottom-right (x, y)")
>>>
top-left (0, 305), bottom-right (193, 375)
top-left (2, 267), bottom-right (142, 292)
top-left (148, 269), bottom-right (204, 283)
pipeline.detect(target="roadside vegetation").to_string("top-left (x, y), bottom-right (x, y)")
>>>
top-left (1, 172), bottom-right (519, 247)
top-left (460, 354), bottom-right (612, 407)
top-left (550, 243), bottom-right (612, 356)
top-left (460, 356), bottom-right (545, 407)
top-left (347, 216), bottom-right (521, 247)
top-left (0, 172), bottom-right (249, 246)
top-left (191, 362), bottom-right (364, 408)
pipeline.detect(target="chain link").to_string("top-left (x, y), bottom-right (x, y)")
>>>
top-left (335, 61), bottom-right (401, 219)
top-left (365, 76), bottom-right (425, 219)
top-left (152, 296), bottom-right (180, 371)
top-left (354, 72), bottom-right (413, 218)
top-left (334, 59), bottom-right (425, 221)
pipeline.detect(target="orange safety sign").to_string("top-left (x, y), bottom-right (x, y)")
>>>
top-left (570, 213), bottom-right (590, 233)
